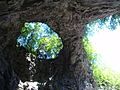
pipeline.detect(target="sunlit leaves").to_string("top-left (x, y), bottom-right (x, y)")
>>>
top-left (85, 14), bottom-right (120, 38)
top-left (83, 14), bottom-right (120, 89)
top-left (17, 22), bottom-right (63, 60)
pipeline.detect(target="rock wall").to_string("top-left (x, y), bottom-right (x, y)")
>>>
top-left (0, 0), bottom-right (120, 90)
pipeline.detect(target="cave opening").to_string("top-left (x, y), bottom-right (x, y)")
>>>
top-left (83, 14), bottom-right (120, 89)
top-left (16, 22), bottom-right (63, 89)
top-left (17, 22), bottom-right (63, 60)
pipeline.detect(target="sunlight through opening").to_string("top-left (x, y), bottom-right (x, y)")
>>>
top-left (83, 14), bottom-right (120, 89)
top-left (89, 25), bottom-right (120, 72)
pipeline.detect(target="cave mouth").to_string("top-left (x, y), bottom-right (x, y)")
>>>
top-left (83, 14), bottom-right (120, 89)
top-left (17, 22), bottom-right (63, 60)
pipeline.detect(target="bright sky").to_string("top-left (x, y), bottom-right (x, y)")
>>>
top-left (89, 25), bottom-right (120, 73)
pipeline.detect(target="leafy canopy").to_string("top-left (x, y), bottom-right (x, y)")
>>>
top-left (17, 22), bottom-right (63, 60)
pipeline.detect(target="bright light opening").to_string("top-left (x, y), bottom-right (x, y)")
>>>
top-left (90, 25), bottom-right (120, 72)
top-left (83, 14), bottom-right (120, 89)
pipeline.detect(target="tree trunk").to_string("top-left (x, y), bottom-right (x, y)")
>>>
top-left (0, 0), bottom-right (120, 90)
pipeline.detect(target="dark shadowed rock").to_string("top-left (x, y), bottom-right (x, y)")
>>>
top-left (0, 0), bottom-right (119, 90)
top-left (0, 51), bottom-right (19, 90)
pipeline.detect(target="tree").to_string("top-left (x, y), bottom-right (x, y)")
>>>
top-left (0, 0), bottom-right (119, 90)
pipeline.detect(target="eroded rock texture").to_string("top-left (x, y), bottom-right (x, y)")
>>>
top-left (0, 0), bottom-right (120, 90)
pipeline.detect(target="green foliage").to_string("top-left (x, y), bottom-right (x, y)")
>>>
top-left (17, 22), bottom-right (63, 60)
top-left (82, 37), bottom-right (97, 63)
top-left (83, 14), bottom-right (120, 89)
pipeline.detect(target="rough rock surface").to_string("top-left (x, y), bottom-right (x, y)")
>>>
top-left (0, 0), bottom-right (120, 90)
